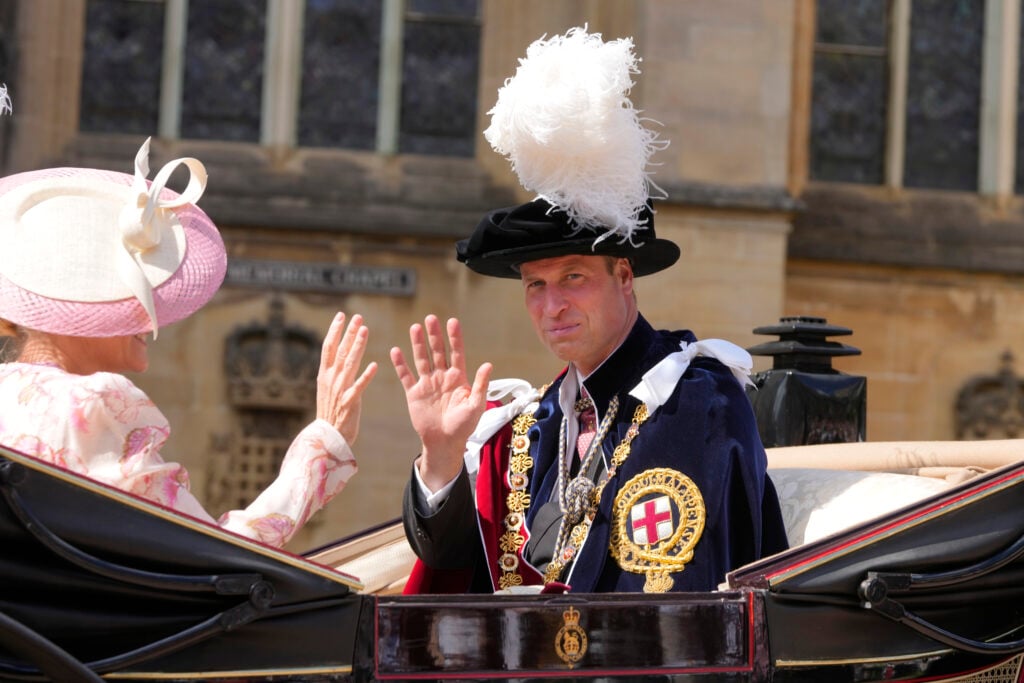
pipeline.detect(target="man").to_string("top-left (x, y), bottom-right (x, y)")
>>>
top-left (390, 27), bottom-right (788, 594)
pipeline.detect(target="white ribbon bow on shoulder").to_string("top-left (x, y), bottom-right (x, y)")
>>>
top-left (629, 339), bottom-right (755, 414)
top-left (463, 378), bottom-right (541, 476)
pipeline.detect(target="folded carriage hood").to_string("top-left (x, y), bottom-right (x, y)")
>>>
top-left (727, 460), bottom-right (1024, 674)
top-left (0, 445), bottom-right (365, 680)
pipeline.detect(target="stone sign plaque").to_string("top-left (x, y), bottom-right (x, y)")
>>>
top-left (226, 259), bottom-right (416, 296)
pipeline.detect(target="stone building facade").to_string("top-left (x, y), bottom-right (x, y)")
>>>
top-left (1, 0), bottom-right (1021, 551)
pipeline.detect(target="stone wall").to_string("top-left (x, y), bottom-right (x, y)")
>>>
top-left (784, 258), bottom-right (1024, 442)
top-left (3, 0), bottom-right (796, 551)
top-left (135, 203), bottom-right (790, 552)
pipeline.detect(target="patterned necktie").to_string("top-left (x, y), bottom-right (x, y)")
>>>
top-left (574, 396), bottom-right (596, 476)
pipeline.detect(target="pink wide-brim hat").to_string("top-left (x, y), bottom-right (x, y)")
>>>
top-left (0, 138), bottom-right (226, 338)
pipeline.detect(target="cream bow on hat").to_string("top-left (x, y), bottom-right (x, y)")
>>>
top-left (0, 138), bottom-right (226, 338)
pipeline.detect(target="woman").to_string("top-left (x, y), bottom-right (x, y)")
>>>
top-left (0, 138), bottom-right (377, 548)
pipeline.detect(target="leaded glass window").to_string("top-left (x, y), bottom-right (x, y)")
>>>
top-left (78, 0), bottom-right (480, 157)
top-left (812, 0), bottom-right (988, 192)
top-left (181, 0), bottom-right (266, 142)
top-left (297, 0), bottom-right (480, 155)
top-left (904, 0), bottom-right (982, 191)
top-left (408, 0), bottom-right (478, 18)
top-left (400, 1), bottom-right (480, 156)
top-left (298, 0), bottom-right (381, 150)
top-left (1014, 5), bottom-right (1024, 194)
top-left (810, 0), bottom-right (888, 184)
top-left (80, 0), bottom-right (163, 135)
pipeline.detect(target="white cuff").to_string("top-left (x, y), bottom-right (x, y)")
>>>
top-left (413, 461), bottom-right (462, 515)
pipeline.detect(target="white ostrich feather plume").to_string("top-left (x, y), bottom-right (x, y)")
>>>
top-left (0, 84), bottom-right (10, 115)
top-left (484, 26), bottom-right (666, 244)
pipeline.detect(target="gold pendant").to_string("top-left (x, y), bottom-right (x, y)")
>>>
top-left (643, 570), bottom-right (674, 593)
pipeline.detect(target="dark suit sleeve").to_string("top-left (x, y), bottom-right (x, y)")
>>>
top-left (401, 464), bottom-right (482, 570)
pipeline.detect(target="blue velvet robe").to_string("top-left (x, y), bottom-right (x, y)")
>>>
top-left (403, 315), bottom-right (788, 593)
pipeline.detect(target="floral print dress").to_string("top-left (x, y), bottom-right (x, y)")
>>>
top-left (0, 362), bottom-right (357, 548)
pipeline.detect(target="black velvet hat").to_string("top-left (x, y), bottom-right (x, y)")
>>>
top-left (456, 198), bottom-right (680, 279)
top-left (469, 27), bottom-right (675, 279)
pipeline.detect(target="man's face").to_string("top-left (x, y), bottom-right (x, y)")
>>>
top-left (520, 254), bottom-right (637, 376)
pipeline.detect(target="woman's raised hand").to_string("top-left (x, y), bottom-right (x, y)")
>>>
top-left (316, 312), bottom-right (378, 445)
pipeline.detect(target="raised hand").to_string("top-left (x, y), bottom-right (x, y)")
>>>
top-left (390, 315), bottom-right (492, 492)
top-left (316, 312), bottom-right (379, 445)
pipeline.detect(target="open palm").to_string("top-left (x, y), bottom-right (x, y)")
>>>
top-left (391, 315), bottom-right (492, 490)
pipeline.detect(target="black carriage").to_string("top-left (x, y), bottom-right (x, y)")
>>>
top-left (1, 442), bottom-right (1022, 682)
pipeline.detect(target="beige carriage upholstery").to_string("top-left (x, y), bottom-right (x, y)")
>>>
top-left (767, 439), bottom-right (1022, 545)
top-left (307, 522), bottom-right (416, 595)
top-left (312, 440), bottom-right (1024, 593)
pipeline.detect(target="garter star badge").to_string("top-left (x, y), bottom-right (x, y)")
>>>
top-left (610, 468), bottom-right (705, 593)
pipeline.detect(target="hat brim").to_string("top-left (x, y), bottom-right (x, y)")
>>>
top-left (456, 198), bottom-right (680, 279)
top-left (460, 236), bottom-right (680, 278)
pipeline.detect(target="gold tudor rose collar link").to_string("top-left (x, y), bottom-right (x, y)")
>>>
top-left (497, 411), bottom-right (537, 589)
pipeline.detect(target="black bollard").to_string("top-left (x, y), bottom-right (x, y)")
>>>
top-left (746, 316), bottom-right (866, 447)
